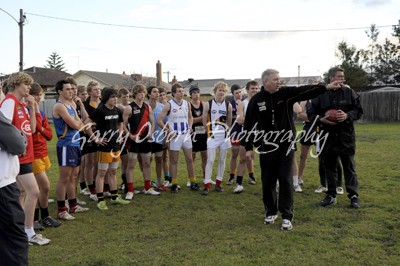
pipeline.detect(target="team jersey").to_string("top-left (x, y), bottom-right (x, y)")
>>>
top-left (83, 97), bottom-right (100, 117)
top-left (207, 99), bottom-right (229, 138)
top-left (146, 101), bottom-right (165, 145)
top-left (53, 101), bottom-right (80, 147)
top-left (32, 111), bottom-right (52, 159)
top-left (128, 101), bottom-right (150, 139)
top-left (0, 94), bottom-right (34, 164)
top-left (191, 101), bottom-right (207, 139)
top-left (167, 99), bottom-right (190, 134)
top-left (90, 104), bottom-right (123, 152)
top-left (230, 98), bottom-right (242, 135)
top-left (243, 98), bottom-right (249, 117)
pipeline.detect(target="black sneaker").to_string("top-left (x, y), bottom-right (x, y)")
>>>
top-left (215, 186), bottom-right (224, 192)
top-left (190, 183), bottom-right (200, 191)
top-left (201, 188), bottom-right (209, 195)
top-left (350, 195), bottom-right (361, 209)
top-left (320, 195), bottom-right (337, 207)
top-left (34, 220), bottom-right (44, 231)
top-left (42, 216), bottom-right (62, 227)
top-left (170, 184), bottom-right (179, 193)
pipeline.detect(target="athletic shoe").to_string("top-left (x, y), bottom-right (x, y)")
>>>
top-left (320, 195), bottom-right (337, 207)
top-left (281, 219), bottom-right (293, 231)
top-left (215, 185), bottom-right (224, 192)
top-left (48, 198), bottom-right (54, 203)
top-left (233, 184), bottom-right (244, 194)
top-left (226, 179), bottom-right (235, 185)
top-left (336, 187), bottom-right (344, 195)
top-left (119, 183), bottom-right (125, 191)
top-left (144, 188), bottom-right (161, 196)
top-left (210, 180), bottom-right (216, 186)
top-left (314, 185), bottom-right (327, 194)
top-left (77, 198), bottom-right (87, 205)
top-left (248, 178), bottom-right (256, 185)
top-left (57, 211), bottom-right (75, 221)
top-left (201, 188), bottom-right (209, 195)
top-left (264, 215), bottom-right (278, 225)
top-left (34, 220), bottom-right (44, 231)
top-left (41, 216), bottom-right (61, 227)
top-left (125, 192), bottom-right (134, 200)
top-left (186, 180), bottom-right (191, 187)
top-left (298, 177), bottom-right (304, 185)
top-left (170, 184), bottom-right (179, 193)
top-left (156, 185), bottom-right (170, 192)
top-left (103, 191), bottom-right (112, 198)
top-left (163, 180), bottom-right (171, 187)
top-left (70, 205), bottom-right (89, 213)
top-left (350, 195), bottom-right (361, 209)
top-left (28, 234), bottom-right (50, 246)
top-left (294, 185), bottom-right (303, 193)
top-left (190, 183), bottom-right (200, 191)
top-left (134, 190), bottom-right (141, 194)
top-left (111, 196), bottom-right (131, 205)
top-left (80, 188), bottom-right (90, 196)
top-left (89, 194), bottom-right (98, 202)
top-left (97, 201), bottom-right (108, 211)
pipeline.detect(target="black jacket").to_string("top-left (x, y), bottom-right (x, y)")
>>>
top-left (242, 84), bottom-right (327, 152)
top-left (307, 87), bottom-right (363, 155)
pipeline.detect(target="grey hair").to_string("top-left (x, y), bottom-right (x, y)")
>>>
top-left (261, 69), bottom-right (279, 83)
top-left (327, 66), bottom-right (344, 81)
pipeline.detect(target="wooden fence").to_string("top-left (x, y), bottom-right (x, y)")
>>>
top-left (359, 91), bottom-right (400, 122)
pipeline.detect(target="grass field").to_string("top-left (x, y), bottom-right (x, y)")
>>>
top-left (29, 123), bottom-right (399, 266)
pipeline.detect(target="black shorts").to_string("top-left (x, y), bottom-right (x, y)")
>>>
top-left (128, 139), bottom-right (152, 154)
top-left (19, 163), bottom-right (33, 175)
top-left (151, 143), bottom-right (164, 154)
top-left (299, 126), bottom-right (316, 146)
top-left (81, 141), bottom-right (98, 156)
top-left (120, 145), bottom-right (128, 155)
top-left (192, 138), bottom-right (207, 152)
top-left (0, 183), bottom-right (28, 265)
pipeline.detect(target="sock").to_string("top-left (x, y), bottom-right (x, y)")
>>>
top-left (172, 178), bottom-right (178, 185)
top-left (249, 170), bottom-right (254, 180)
top-left (121, 174), bottom-right (127, 184)
top-left (145, 180), bottom-right (151, 190)
top-left (164, 172), bottom-right (170, 180)
top-left (25, 227), bottom-right (35, 239)
top-left (157, 177), bottom-right (162, 186)
top-left (80, 181), bottom-right (87, 190)
top-left (97, 192), bottom-right (104, 202)
top-left (293, 176), bottom-right (299, 186)
top-left (205, 183), bottom-right (211, 189)
top-left (236, 176), bottom-right (243, 185)
top-left (40, 207), bottom-right (49, 220)
top-left (111, 190), bottom-right (118, 200)
top-left (127, 183), bottom-right (134, 192)
top-left (216, 179), bottom-right (222, 187)
top-left (57, 200), bottom-right (67, 213)
top-left (34, 208), bottom-right (39, 221)
top-left (104, 183), bottom-right (110, 192)
top-left (65, 194), bottom-right (68, 200)
top-left (229, 170), bottom-right (235, 181)
top-left (88, 183), bottom-right (97, 194)
top-left (68, 198), bottom-right (78, 210)
top-left (189, 177), bottom-right (196, 184)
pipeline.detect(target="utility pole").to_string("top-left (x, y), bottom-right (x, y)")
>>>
top-left (19, 9), bottom-right (25, 72)
top-left (163, 71), bottom-right (171, 83)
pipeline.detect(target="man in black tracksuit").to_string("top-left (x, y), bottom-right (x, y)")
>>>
top-left (308, 66), bottom-right (363, 208)
top-left (242, 69), bottom-right (342, 230)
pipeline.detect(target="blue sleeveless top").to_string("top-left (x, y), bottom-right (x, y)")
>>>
top-left (53, 101), bottom-right (81, 147)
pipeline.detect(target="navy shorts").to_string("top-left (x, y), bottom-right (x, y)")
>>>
top-left (19, 163), bottom-right (33, 175)
top-left (57, 146), bottom-right (82, 167)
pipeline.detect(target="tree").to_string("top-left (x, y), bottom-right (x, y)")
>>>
top-left (44, 51), bottom-right (66, 71)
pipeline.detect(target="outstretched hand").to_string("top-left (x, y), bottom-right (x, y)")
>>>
top-left (325, 80), bottom-right (343, 90)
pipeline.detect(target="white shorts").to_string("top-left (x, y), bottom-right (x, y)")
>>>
top-left (169, 133), bottom-right (192, 151)
top-left (207, 136), bottom-right (231, 150)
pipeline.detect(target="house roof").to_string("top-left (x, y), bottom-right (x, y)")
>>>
top-left (254, 76), bottom-right (322, 86)
top-left (181, 78), bottom-right (252, 95)
top-left (23, 66), bottom-right (72, 87)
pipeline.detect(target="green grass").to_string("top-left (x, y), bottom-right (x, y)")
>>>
top-left (29, 123), bottom-right (400, 265)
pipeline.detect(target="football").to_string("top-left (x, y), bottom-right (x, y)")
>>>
top-left (325, 109), bottom-right (338, 122)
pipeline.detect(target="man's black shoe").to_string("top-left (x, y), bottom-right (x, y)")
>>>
top-left (350, 195), bottom-right (361, 209)
top-left (201, 188), bottom-right (209, 195)
top-left (320, 195), bottom-right (337, 207)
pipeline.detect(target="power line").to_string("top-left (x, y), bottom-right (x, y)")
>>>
top-left (25, 12), bottom-right (394, 33)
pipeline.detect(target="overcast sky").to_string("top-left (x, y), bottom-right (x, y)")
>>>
top-left (1, 0), bottom-right (399, 82)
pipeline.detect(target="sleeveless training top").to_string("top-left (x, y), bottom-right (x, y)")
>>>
top-left (207, 99), bottom-right (228, 138)
top-left (167, 99), bottom-right (190, 134)
top-left (128, 101), bottom-right (150, 138)
top-left (53, 101), bottom-right (80, 147)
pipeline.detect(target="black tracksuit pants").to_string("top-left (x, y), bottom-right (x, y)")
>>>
top-left (259, 147), bottom-right (294, 221)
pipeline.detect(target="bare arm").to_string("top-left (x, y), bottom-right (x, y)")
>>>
top-left (157, 103), bottom-right (170, 130)
top-left (187, 102), bottom-right (193, 129)
top-left (26, 96), bottom-right (37, 134)
top-left (226, 103), bottom-right (232, 128)
top-left (122, 105), bottom-right (132, 135)
top-left (53, 103), bottom-right (84, 130)
top-left (202, 101), bottom-right (209, 129)
top-left (236, 102), bottom-right (245, 125)
top-left (75, 97), bottom-right (88, 121)
top-left (147, 106), bottom-right (155, 139)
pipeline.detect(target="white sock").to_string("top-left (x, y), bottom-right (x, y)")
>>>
top-left (25, 227), bottom-right (35, 239)
top-left (293, 176), bottom-right (299, 186)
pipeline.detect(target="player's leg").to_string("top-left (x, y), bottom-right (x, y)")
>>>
top-left (85, 151), bottom-right (97, 200)
top-left (125, 152), bottom-right (138, 200)
top-left (292, 152), bottom-right (302, 193)
top-left (234, 146), bottom-right (247, 193)
top-left (298, 144), bottom-right (311, 185)
top-left (246, 151), bottom-right (256, 185)
top-left (228, 146), bottom-right (240, 184)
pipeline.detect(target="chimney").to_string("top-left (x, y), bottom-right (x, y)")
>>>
top-left (156, 60), bottom-right (162, 86)
top-left (171, 75), bottom-right (178, 85)
top-left (188, 78), bottom-right (194, 83)
top-left (33, 66), bottom-right (36, 73)
top-left (122, 71), bottom-right (126, 75)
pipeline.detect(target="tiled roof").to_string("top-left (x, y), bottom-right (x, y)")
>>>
top-left (23, 66), bottom-right (72, 86)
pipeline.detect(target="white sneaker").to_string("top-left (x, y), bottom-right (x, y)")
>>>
top-left (248, 178), bottom-right (256, 185)
top-left (186, 180), bottom-right (191, 187)
top-left (336, 187), bottom-right (344, 195)
top-left (164, 181), bottom-right (172, 188)
top-left (70, 205), bottom-right (89, 213)
top-left (281, 219), bottom-right (293, 231)
top-left (210, 180), bottom-right (216, 186)
top-left (29, 234), bottom-right (50, 246)
top-left (294, 185), bottom-right (303, 193)
top-left (233, 184), bottom-right (244, 194)
top-left (144, 188), bottom-right (161, 196)
top-left (314, 185), bottom-right (327, 194)
top-left (77, 198), bottom-right (87, 205)
top-left (134, 190), bottom-right (141, 194)
top-left (298, 177), bottom-right (304, 185)
top-left (104, 191), bottom-right (112, 198)
top-left (226, 179), bottom-right (235, 185)
top-left (125, 192), bottom-right (134, 200)
top-left (57, 210), bottom-right (75, 221)
top-left (89, 194), bottom-right (98, 202)
top-left (48, 198), bottom-right (54, 203)
top-left (264, 215), bottom-right (278, 224)
top-left (80, 188), bottom-right (90, 196)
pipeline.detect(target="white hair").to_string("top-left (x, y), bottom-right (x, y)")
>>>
top-left (261, 69), bottom-right (279, 83)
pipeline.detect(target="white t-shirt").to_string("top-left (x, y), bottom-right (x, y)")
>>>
top-left (0, 150), bottom-right (19, 188)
